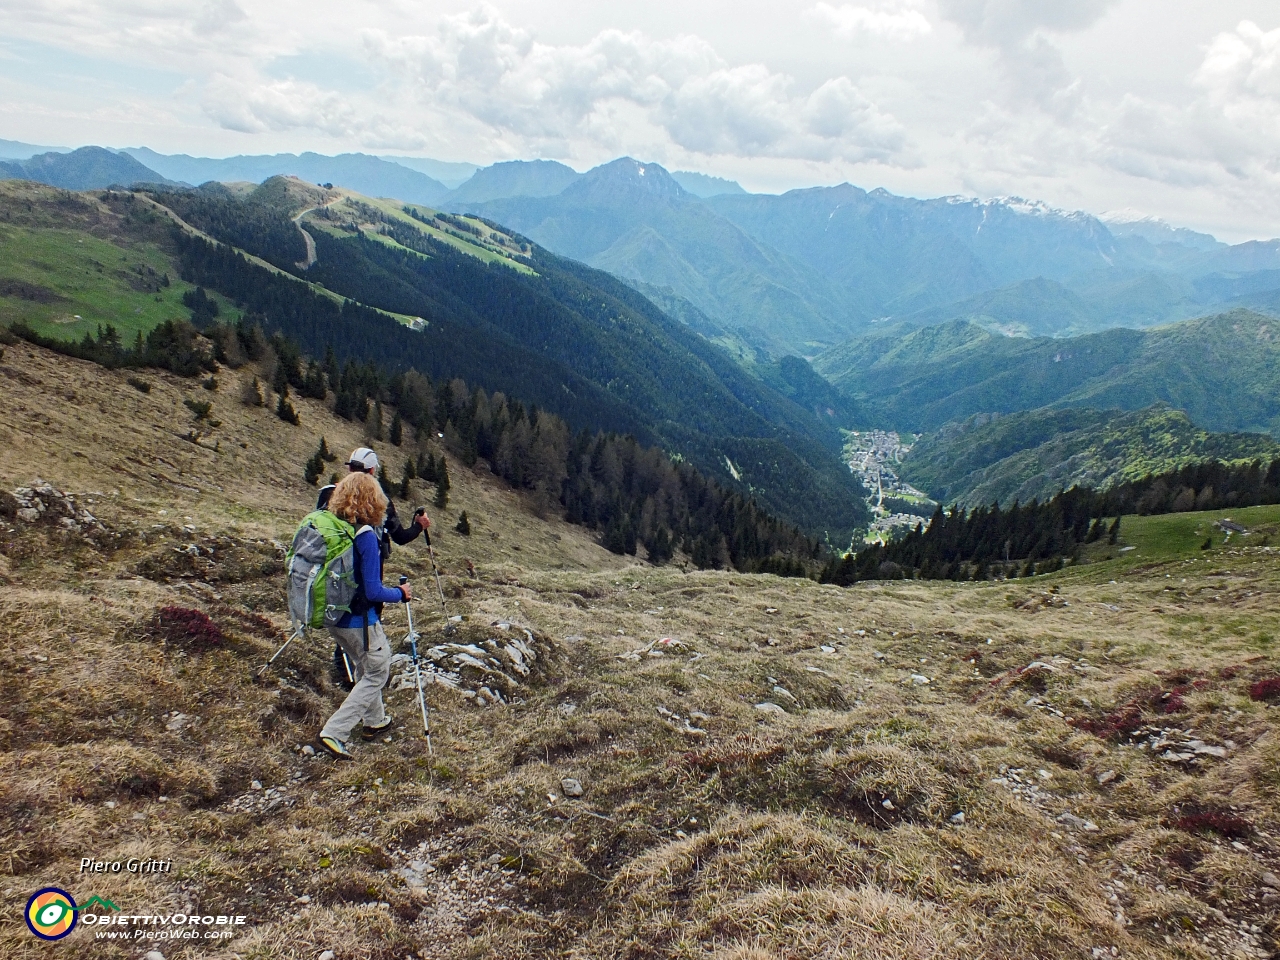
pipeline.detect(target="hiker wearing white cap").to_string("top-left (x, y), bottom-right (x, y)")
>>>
top-left (317, 447), bottom-right (431, 560)
top-left (317, 447), bottom-right (432, 688)
top-left (317, 471), bottom-right (409, 759)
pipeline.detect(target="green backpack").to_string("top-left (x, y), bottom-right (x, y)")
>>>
top-left (286, 510), bottom-right (372, 629)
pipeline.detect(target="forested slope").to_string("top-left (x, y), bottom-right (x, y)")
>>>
top-left (815, 311), bottom-right (1280, 435)
top-left (140, 182), bottom-right (870, 540)
top-left (900, 406), bottom-right (1280, 507)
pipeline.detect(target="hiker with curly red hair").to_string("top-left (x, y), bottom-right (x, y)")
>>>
top-left (317, 471), bottom-right (410, 760)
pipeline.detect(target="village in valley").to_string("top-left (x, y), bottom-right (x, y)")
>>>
top-left (843, 429), bottom-right (937, 544)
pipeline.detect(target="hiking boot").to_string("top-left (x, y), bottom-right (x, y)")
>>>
top-left (361, 715), bottom-right (393, 740)
top-left (318, 735), bottom-right (354, 760)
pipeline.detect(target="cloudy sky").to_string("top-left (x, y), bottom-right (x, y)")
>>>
top-left (1, 0), bottom-right (1277, 240)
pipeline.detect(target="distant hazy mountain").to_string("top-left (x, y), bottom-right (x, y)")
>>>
top-left (670, 171), bottom-right (746, 197)
top-left (0, 146), bottom-right (174, 190)
top-left (891, 277), bottom-right (1099, 338)
top-left (707, 187), bottom-right (1125, 321)
top-left (445, 159), bottom-right (580, 203)
top-left (890, 268), bottom-right (1280, 338)
top-left (0, 138), bottom-right (71, 160)
top-left (899, 405), bottom-right (1280, 508)
top-left (462, 160), bottom-right (1280, 355)
top-left (1101, 210), bottom-right (1224, 252)
top-left (378, 156), bottom-right (478, 189)
top-left (119, 148), bottom-right (449, 205)
top-left (814, 309), bottom-right (1280, 436)
top-left (456, 158), bottom-right (860, 354)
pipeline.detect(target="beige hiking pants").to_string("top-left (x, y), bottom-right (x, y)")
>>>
top-left (320, 620), bottom-right (391, 745)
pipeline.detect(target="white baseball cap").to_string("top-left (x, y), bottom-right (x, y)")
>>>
top-left (348, 447), bottom-right (379, 472)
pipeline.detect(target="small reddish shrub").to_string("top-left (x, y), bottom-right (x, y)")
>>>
top-left (1173, 810), bottom-right (1253, 839)
top-left (1070, 701), bottom-right (1145, 741)
top-left (153, 606), bottom-right (224, 651)
top-left (1161, 686), bottom-right (1189, 714)
top-left (1249, 677), bottom-right (1280, 702)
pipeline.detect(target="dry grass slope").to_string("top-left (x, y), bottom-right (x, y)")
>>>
top-left (1, 339), bottom-right (1279, 959)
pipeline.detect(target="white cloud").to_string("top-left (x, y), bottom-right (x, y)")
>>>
top-left (932, 0), bottom-right (1119, 115)
top-left (202, 74), bottom-right (360, 137)
top-left (1095, 21), bottom-right (1280, 180)
top-left (807, 2), bottom-right (932, 41)
top-left (933, 0), bottom-right (1119, 46)
top-left (344, 6), bottom-right (907, 162)
top-left (1196, 20), bottom-right (1280, 109)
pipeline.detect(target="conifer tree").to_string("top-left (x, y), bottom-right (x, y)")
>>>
top-left (390, 411), bottom-right (403, 446)
top-left (322, 345), bottom-right (340, 393)
top-left (243, 377), bottom-right (266, 408)
top-left (434, 457), bottom-right (450, 509)
top-left (455, 511), bottom-right (471, 536)
top-left (417, 451), bottom-right (436, 482)
top-left (271, 358), bottom-right (289, 397)
top-left (276, 385), bottom-right (300, 425)
top-left (301, 360), bottom-right (327, 400)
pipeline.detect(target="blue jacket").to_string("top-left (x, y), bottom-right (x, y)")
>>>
top-left (335, 528), bottom-right (405, 628)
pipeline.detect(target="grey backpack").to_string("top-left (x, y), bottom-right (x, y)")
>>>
top-left (286, 510), bottom-right (372, 629)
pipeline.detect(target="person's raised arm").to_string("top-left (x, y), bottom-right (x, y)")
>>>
top-left (388, 501), bottom-right (428, 545)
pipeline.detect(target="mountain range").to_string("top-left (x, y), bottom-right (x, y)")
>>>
top-left (0, 146), bottom-right (178, 190)
top-left (4, 140), bottom-right (1280, 357)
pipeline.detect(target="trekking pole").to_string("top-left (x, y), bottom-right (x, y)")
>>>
top-left (422, 526), bottom-right (450, 625)
top-left (401, 575), bottom-right (432, 755)
top-left (258, 623), bottom-right (305, 677)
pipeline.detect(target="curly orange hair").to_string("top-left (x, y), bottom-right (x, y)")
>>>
top-left (328, 471), bottom-right (388, 527)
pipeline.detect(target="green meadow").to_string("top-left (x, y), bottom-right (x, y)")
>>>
top-left (0, 225), bottom-right (197, 342)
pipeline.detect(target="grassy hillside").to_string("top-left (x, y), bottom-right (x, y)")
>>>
top-left (901, 406), bottom-right (1280, 507)
top-left (4, 339), bottom-right (1280, 959)
top-left (1116, 502), bottom-right (1280, 562)
top-left (0, 181), bottom-right (202, 343)
top-left (815, 310), bottom-right (1280, 436)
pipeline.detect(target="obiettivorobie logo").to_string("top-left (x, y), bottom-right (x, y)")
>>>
top-left (24, 888), bottom-right (120, 940)
top-left (25, 882), bottom-right (248, 944)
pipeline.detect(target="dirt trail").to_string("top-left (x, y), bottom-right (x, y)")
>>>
top-left (293, 198), bottom-right (339, 270)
